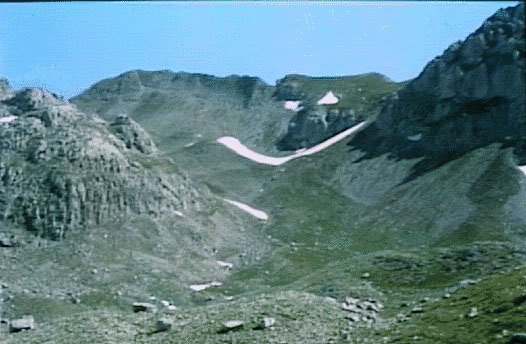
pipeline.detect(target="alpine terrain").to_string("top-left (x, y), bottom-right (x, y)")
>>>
top-left (1, 3), bottom-right (525, 343)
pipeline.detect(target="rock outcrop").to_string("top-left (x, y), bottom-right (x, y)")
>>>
top-left (274, 73), bottom-right (402, 150)
top-left (0, 87), bottom-right (200, 239)
top-left (352, 3), bottom-right (525, 166)
top-left (0, 78), bottom-right (14, 101)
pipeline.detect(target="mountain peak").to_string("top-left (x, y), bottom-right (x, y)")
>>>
top-left (352, 2), bottom-right (525, 166)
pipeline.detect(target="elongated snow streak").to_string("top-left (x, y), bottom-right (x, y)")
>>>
top-left (0, 115), bottom-right (17, 123)
top-left (519, 165), bottom-right (526, 176)
top-left (217, 121), bottom-right (367, 166)
top-left (223, 198), bottom-right (268, 221)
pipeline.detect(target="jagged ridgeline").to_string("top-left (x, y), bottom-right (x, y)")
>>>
top-left (0, 84), bottom-right (201, 239)
top-left (353, 3), bottom-right (525, 165)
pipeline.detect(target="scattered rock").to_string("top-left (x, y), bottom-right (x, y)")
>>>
top-left (216, 260), bottom-right (233, 269)
top-left (362, 272), bottom-right (370, 278)
top-left (467, 307), bottom-right (478, 318)
top-left (411, 307), bottom-right (424, 314)
top-left (132, 302), bottom-right (157, 313)
top-left (155, 318), bottom-right (172, 332)
top-left (341, 296), bottom-right (383, 326)
top-left (218, 320), bottom-right (244, 334)
top-left (9, 315), bottom-right (35, 333)
top-left (0, 233), bottom-right (17, 247)
top-left (255, 317), bottom-right (276, 330)
top-left (443, 293), bottom-right (451, 299)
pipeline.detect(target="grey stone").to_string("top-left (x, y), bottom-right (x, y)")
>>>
top-left (255, 316), bottom-right (276, 330)
top-left (9, 315), bottom-right (35, 333)
top-left (155, 318), bottom-right (172, 332)
top-left (0, 233), bottom-right (17, 247)
top-left (109, 114), bottom-right (157, 154)
top-left (132, 302), bottom-right (157, 313)
top-left (218, 320), bottom-right (244, 333)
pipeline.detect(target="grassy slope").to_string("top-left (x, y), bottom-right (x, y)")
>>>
top-left (3, 71), bottom-right (524, 343)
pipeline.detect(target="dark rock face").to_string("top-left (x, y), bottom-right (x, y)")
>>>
top-left (277, 106), bottom-right (359, 150)
top-left (354, 3), bottom-right (525, 167)
top-left (0, 87), bottom-right (200, 240)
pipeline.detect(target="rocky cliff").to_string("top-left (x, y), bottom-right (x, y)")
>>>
top-left (351, 3), bottom-right (525, 168)
top-left (0, 84), bottom-right (201, 239)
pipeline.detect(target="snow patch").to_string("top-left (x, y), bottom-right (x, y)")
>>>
top-left (184, 142), bottom-right (195, 148)
top-left (174, 210), bottom-right (184, 217)
top-left (317, 90), bottom-right (339, 105)
top-left (407, 133), bottom-right (422, 142)
top-left (224, 198), bottom-right (269, 221)
top-left (519, 165), bottom-right (526, 176)
top-left (189, 284), bottom-right (210, 292)
top-left (189, 281), bottom-right (222, 292)
top-left (0, 115), bottom-right (17, 123)
top-left (217, 121), bottom-right (366, 166)
top-left (284, 100), bottom-right (303, 112)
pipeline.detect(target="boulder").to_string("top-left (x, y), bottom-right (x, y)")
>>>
top-left (9, 315), bottom-right (35, 333)
top-left (218, 320), bottom-right (244, 334)
top-left (132, 302), bottom-right (157, 313)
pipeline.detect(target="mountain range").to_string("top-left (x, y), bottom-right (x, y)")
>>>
top-left (0, 3), bottom-right (524, 343)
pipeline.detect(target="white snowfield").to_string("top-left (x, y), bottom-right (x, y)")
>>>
top-left (223, 198), bottom-right (268, 221)
top-left (519, 165), bottom-right (526, 176)
top-left (317, 90), bottom-right (339, 105)
top-left (217, 121), bottom-right (367, 166)
top-left (0, 115), bottom-right (17, 123)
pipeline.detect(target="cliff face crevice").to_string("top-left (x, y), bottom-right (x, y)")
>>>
top-left (0, 88), bottom-right (201, 240)
top-left (350, 3), bottom-right (525, 172)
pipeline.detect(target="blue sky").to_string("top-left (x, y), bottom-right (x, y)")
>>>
top-left (0, 1), bottom-right (517, 98)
